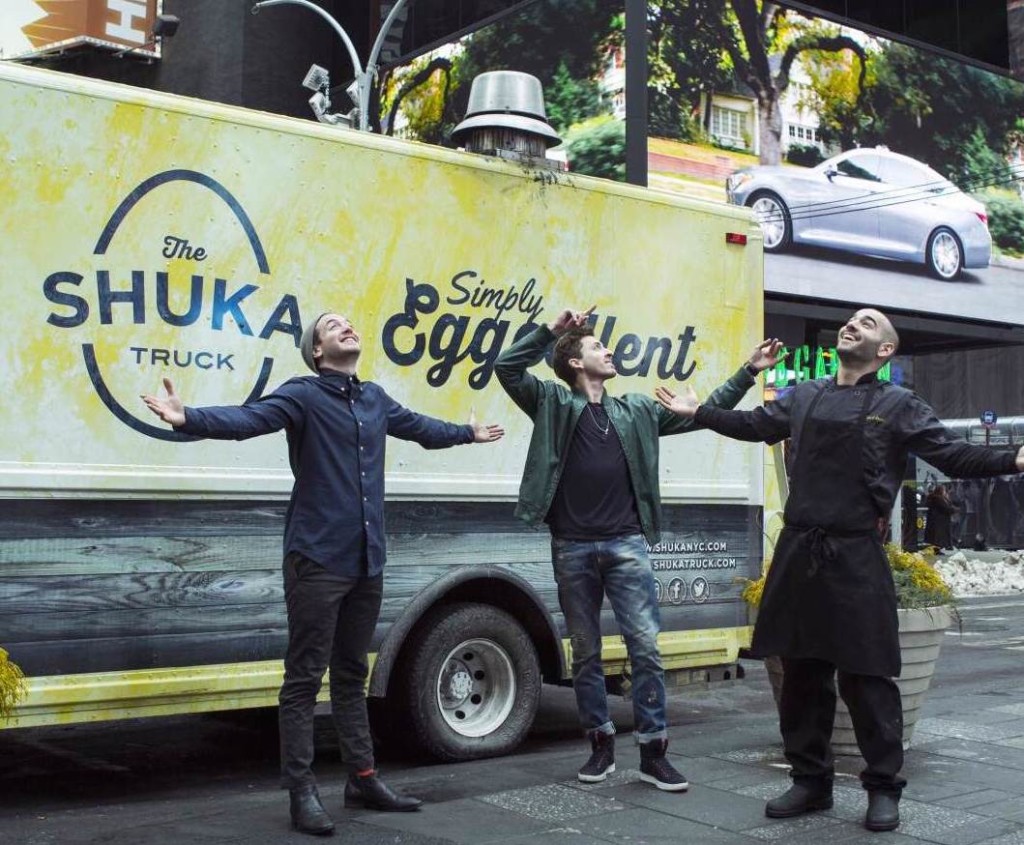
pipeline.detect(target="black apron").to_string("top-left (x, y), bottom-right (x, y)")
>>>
top-left (751, 379), bottom-right (901, 677)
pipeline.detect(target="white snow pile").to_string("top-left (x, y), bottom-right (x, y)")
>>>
top-left (935, 551), bottom-right (1024, 597)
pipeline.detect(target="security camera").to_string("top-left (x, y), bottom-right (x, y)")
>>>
top-left (302, 64), bottom-right (331, 93)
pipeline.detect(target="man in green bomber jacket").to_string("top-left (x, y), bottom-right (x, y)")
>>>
top-left (494, 305), bottom-right (782, 791)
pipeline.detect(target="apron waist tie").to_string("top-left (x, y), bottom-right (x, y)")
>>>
top-left (786, 524), bottom-right (877, 577)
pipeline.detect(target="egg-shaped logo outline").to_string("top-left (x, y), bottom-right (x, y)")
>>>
top-left (82, 169), bottom-right (276, 442)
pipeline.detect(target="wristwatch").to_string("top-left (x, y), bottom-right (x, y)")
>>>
top-left (743, 362), bottom-right (759, 378)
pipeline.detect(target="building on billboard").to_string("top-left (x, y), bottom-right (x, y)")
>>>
top-left (0, 0), bottom-right (162, 60)
top-left (599, 45), bottom-right (626, 120)
top-left (701, 58), bottom-right (827, 158)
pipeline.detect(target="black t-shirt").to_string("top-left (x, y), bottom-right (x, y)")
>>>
top-left (545, 402), bottom-right (642, 540)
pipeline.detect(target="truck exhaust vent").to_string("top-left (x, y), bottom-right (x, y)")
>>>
top-left (452, 71), bottom-right (564, 171)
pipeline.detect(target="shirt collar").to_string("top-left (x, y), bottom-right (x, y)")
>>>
top-left (318, 368), bottom-right (360, 395)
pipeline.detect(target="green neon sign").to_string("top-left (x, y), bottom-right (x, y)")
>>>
top-left (767, 346), bottom-right (891, 388)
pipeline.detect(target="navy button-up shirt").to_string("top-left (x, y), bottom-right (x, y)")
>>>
top-left (179, 369), bottom-right (474, 576)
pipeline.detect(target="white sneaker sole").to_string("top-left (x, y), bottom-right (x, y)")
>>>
top-left (640, 772), bottom-right (689, 792)
top-left (578, 763), bottom-right (615, 783)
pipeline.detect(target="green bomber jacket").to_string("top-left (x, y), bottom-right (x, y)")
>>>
top-left (494, 324), bottom-right (756, 545)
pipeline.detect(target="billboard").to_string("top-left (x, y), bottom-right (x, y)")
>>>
top-left (0, 0), bottom-right (159, 60)
top-left (645, 0), bottom-right (1024, 327)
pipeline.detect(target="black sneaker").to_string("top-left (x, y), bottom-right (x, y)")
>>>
top-left (639, 739), bottom-right (689, 792)
top-left (578, 731), bottom-right (615, 783)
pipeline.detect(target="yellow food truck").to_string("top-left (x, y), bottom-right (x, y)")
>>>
top-left (0, 60), bottom-right (764, 760)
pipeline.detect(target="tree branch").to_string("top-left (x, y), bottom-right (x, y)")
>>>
top-left (731, 0), bottom-right (773, 99)
top-left (384, 56), bottom-right (453, 137)
top-left (777, 34), bottom-right (867, 95)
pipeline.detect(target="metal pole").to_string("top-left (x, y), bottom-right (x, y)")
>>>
top-left (624, 0), bottom-right (648, 186)
top-left (252, 0), bottom-right (364, 80)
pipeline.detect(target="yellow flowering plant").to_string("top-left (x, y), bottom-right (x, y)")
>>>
top-left (0, 647), bottom-right (26, 721)
top-left (740, 544), bottom-right (955, 611)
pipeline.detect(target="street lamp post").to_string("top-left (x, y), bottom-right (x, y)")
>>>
top-left (251, 0), bottom-right (411, 132)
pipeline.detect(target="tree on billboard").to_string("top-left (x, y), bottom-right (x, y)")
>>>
top-left (855, 43), bottom-right (1024, 190)
top-left (647, 1), bottom-right (865, 163)
top-left (723, 1), bottom-right (865, 164)
top-left (647, 0), bottom-right (733, 140)
top-left (451, 0), bottom-right (620, 133)
top-left (380, 0), bottom-right (620, 143)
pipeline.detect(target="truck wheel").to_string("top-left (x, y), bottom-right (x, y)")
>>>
top-left (404, 602), bottom-right (541, 762)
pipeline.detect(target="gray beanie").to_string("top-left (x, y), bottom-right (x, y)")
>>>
top-left (300, 312), bottom-right (329, 373)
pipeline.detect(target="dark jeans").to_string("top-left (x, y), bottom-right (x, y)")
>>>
top-left (279, 552), bottom-right (383, 790)
top-left (780, 657), bottom-right (906, 795)
top-left (551, 533), bottom-right (667, 743)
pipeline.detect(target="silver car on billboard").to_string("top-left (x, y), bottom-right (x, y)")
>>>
top-left (726, 147), bottom-right (991, 281)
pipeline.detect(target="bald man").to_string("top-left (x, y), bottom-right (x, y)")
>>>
top-left (655, 308), bottom-right (1024, 833)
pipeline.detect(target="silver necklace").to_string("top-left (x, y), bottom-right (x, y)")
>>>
top-left (587, 404), bottom-right (610, 439)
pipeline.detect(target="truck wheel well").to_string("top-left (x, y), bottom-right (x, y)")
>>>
top-left (386, 579), bottom-right (563, 694)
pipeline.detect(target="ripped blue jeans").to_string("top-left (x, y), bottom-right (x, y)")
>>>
top-left (551, 533), bottom-right (667, 743)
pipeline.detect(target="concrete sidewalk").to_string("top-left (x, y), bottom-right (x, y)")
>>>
top-left (8, 650), bottom-right (1024, 845)
top-left (9, 592), bottom-right (1024, 845)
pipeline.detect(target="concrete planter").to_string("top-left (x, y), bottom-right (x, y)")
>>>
top-left (764, 606), bottom-right (954, 755)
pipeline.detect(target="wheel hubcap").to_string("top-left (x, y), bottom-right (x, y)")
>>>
top-left (932, 232), bottom-right (960, 278)
top-left (436, 638), bottom-right (516, 738)
top-left (751, 197), bottom-right (786, 248)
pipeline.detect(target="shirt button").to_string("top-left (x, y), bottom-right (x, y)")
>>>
top-left (365, 520), bottom-right (370, 526)
top-left (360, 446), bottom-right (364, 451)
top-left (361, 471), bottom-right (366, 476)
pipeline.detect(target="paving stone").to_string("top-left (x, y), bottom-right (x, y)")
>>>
top-left (915, 719), bottom-right (1024, 743)
top-left (571, 806), bottom-right (756, 844)
top-left (895, 800), bottom-right (991, 841)
top-left (713, 747), bottom-right (787, 766)
top-left (964, 797), bottom-right (1024, 822)
top-left (974, 831), bottom-right (1024, 845)
top-left (939, 789), bottom-right (1018, 810)
top-left (488, 826), bottom-right (617, 844)
top-left (913, 738), bottom-right (1024, 772)
top-left (991, 704), bottom-right (1024, 718)
top-left (594, 782), bottom-right (774, 832)
top-left (477, 783), bottom-right (628, 822)
top-left (741, 813), bottom-right (845, 841)
top-left (358, 798), bottom-right (552, 844)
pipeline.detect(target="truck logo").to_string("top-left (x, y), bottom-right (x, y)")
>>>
top-left (42, 170), bottom-right (303, 442)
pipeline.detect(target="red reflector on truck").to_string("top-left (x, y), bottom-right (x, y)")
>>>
top-left (725, 232), bottom-right (747, 245)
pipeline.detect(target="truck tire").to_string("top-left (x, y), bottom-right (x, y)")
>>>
top-left (404, 602), bottom-right (541, 762)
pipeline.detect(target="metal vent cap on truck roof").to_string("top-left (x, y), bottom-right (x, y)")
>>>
top-left (451, 71), bottom-right (561, 148)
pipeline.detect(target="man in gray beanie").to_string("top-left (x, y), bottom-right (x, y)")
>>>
top-left (143, 311), bottom-right (504, 836)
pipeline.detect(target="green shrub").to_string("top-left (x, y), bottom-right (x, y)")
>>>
top-left (786, 143), bottom-right (824, 167)
top-left (567, 119), bottom-right (626, 182)
top-left (978, 190), bottom-right (1024, 253)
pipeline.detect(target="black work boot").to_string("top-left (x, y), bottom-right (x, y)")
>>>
top-left (578, 731), bottom-right (616, 783)
top-left (344, 771), bottom-right (423, 811)
top-left (765, 781), bottom-right (834, 818)
top-left (638, 739), bottom-right (689, 792)
top-left (289, 785), bottom-right (335, 836)
top-left (865, 791), bottom-right (900, 831)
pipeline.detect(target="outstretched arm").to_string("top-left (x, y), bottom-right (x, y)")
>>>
top-left (903, 395), bottom-right (1021, 477)
top-left (655, 338), bottom-right (786, 437)
top-left (386, 398), bottom-right (503, 449)
top-left (141, 377), bottom-right (300, 439)
top-left (493, 305), bottom-right (593, 416)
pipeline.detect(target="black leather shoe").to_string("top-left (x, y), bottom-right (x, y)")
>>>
top-left (344, 772), bottom-right (423, 812)
top-left (289, 785), bottom-right (335, 836)
top-left (765, 782), bottom-right (833, 818)
top-left (865, 791), bottom-right (900, 831)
